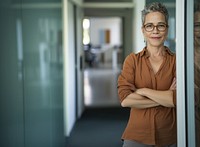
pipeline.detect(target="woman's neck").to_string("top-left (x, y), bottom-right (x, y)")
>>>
top-left (147, 46), bottom-right (165, 57)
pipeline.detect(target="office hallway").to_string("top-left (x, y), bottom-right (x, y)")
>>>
top-left (84, 64), bottom-right (121, 107)
top-left (66, 64), bottom-right (130, 146)
top-left (66, 107), bottom-right (129, 147)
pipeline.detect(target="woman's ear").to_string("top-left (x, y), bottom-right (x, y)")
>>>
top-left (141, 27), bottom-right (145, 36)
top-left (141, 26), bottom-right (145, 34)
top-left (142, 27), bottom-right (146, 43)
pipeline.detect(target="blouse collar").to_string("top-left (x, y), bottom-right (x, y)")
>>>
top-left (140, 46), bottom-right (174, 58)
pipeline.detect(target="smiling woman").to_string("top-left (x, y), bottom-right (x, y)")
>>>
top-left (117, 2), bottom-right (177, 147)
top-left (142, 11), bottom-right (169, 49)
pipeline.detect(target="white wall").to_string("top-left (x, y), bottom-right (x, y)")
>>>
top-left (133, 0), bottom-right (145, 53)
top-left (76, 6), bottom-right (85, 118)
top-left (89, 17), bottom-right (122, 46)
top-left (63, 0), bottom-right (84, 137)
top-left (63, 0), bottom-right (76, 137)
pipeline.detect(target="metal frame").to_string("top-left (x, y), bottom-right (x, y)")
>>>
top-left (176, 0), bottom-right (186, 146)
top-left (186, 0), bottom-right (196, 146)
top-left (176, 0), bottom-right (196, 146)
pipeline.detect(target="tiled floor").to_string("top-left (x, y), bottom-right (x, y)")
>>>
top-left (84, 63), bottom-right (121, 107)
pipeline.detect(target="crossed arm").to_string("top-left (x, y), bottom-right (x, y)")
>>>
top-left (121, 78), bottom-right (176, 108)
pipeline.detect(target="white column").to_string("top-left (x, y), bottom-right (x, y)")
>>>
top-left (132, 0), bottom-right (145, 53)
top-left (176, 0), bottom-right (186, 146)
top-left (63, 0), bottom-right (69, 137)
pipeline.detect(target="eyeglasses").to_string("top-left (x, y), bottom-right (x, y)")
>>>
top-left (143, 23), bottom-right (168, 32)
top-left (194, 22), bottom-right (200, 32)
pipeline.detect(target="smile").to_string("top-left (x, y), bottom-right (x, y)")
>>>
top-left (151, 37), bottom-right (162, 39)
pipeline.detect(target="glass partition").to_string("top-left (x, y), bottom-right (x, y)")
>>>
top-left (194, 0), bottom-right (200, 146)
top-left (176, 0), bottom-right (197, 146)
top-left (0, 0), bottom-right (65, 147)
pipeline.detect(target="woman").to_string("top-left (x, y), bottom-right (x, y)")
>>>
top-left (118, 2), bottom-right (176, 147)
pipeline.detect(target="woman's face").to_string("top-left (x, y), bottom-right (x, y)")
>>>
top-left (142, 12), bottom-right (168, 48)
top-left (194, 12), bottom-right (200, 48)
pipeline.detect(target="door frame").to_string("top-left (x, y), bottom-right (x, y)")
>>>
top-left (176, 0), bottom-right (196, 146)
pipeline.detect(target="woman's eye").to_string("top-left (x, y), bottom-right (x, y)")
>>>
top-left (146, 24), bottom-right (153, 28)
top-left (158, 24), bottom-right (166, 28)
top-left (159, 24), bottom-right (165, 27)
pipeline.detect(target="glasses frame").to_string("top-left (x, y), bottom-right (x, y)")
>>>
top-left (143, 23), bottom-right (169, 32)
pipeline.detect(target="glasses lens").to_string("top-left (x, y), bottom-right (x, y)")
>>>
top-left (157, 24), bottom-right (167, 31)
top-left (144, 24), bottom-right (153, 31)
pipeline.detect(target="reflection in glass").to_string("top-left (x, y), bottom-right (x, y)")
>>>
top-left (194, 1), bottom-right (200, 147)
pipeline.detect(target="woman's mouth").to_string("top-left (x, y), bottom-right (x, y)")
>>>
top-left (151, 37), bottom-right (161, 39)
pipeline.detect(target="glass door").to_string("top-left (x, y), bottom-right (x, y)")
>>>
top-left (177, 0), bottom-right (200, 146)
top-left (194, 0), bottom-right (200, 146)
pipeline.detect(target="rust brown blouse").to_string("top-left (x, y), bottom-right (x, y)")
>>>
top-left (117, 46), bottom-right (176, 146)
